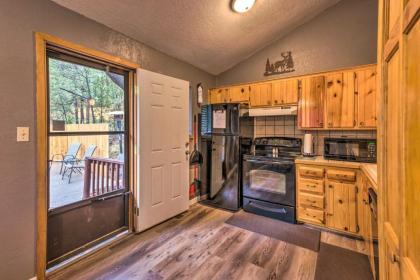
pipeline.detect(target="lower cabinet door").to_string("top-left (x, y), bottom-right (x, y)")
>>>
top-left (325, 180), bottom-right (358, 233)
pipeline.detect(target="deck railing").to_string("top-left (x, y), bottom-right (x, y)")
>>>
top-left (83, 157), bottom-right (125, 198)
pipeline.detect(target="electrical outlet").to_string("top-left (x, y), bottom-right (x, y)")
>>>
top-left (17, 127), bottom-right (29, 142)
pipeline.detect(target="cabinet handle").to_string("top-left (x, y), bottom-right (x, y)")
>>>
top-left (360, 121), bottom-right (365, 126)
top-left (327, 81), bottom-right (333, 87)
top-left (338, 199), bottom-right (343, 204)
top-left (344, 226), bottom-right (348, 231)
top-left (274, 100), bottom-right (278, 104)
top-left (390, 253), bottom-right (400, 264)
top-left (241, 88), bottom-right (244, 93)
top-left (329, 185), bottom-right (333, 188)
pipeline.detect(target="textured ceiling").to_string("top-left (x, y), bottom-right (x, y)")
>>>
top-left (52, 0), bottom-right (341, 75)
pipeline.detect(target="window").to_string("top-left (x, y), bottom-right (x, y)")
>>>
top-left (47, 49), bottom-right (129, 209)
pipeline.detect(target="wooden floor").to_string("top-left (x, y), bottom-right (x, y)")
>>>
top-left (50, 204), bottom-right (366, 280)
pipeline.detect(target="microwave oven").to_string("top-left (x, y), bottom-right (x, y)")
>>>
top-left (324, 138), bottom-right (377, 163)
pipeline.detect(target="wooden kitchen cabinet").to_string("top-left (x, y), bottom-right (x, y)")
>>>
top-left (272, 79), bottom-right (299, 105)
top-left (298, 207), bottom-right (325, 226)
top-left (325, 71), bottom-right (356, 128)
top-left (297, 165), bottom-right (326, 226)
top-left (298, 75), bottom-right (325, 128)
top-left (298, 177), bottom-right (324, 193)
top-left (325, 180), bottom-right (358, 233)
top-left (297, 163), bottom-right (361, 236)
top-left (326, 168), bottom-right (357, 182)
top-left (209, 87), bottom-right (230, 104)
top-left (298, 166), bottom-right (324, 179)
top-left (207, 64), bottom-right (378, 130)
top-left (249, 83), bottom-right (272, 107)
top-left (230, 85), bottom-right (250, 103)
top-left (356, 66), bottom-right (377, 128)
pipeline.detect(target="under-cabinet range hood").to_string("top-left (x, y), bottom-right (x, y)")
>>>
top-left (247, 106), bottom-right (297, 117)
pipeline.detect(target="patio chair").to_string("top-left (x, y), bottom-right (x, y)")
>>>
top-left (50, 142), bottom-right (81, 175)
top-left (62, 144), bottom-right (97, 183)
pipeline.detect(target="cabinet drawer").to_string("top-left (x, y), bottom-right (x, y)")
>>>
top-left (299, 193), bottom-right (324, 209)
top-left (326, 169), bottom-right (356, 182)
top-left (298, 207), bottom-right (325, 225)
top-left (298, 178), bottom-right (324, 194)
top-left (299, 166), bottom-right (324, 179)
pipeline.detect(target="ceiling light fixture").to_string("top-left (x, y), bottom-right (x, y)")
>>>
top-left (231, 0), bottom-right (255, 13)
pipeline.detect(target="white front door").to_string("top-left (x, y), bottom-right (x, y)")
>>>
top-left (136, 69), bottom-right (190, 232)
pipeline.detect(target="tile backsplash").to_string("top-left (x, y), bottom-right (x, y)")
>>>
top-left (253, 116), bottom-right (376, 156)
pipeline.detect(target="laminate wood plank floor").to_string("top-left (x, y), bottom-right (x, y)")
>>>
top-left (50, 204), bottom-right (364, 280)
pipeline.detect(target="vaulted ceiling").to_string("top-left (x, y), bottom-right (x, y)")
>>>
top-left (52, 0), bottom-right (341, 75)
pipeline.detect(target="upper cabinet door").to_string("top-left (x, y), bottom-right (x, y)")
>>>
top-left (250, 83), bottom-right (272, 107)
top-left (209, 89), bottom-right (218, 104)
top-left (230, 85), bottom-right (250, 103)
top-left (325, 72), bottom-right (356, 128)
top-left (272, 79), bottom-right (299, 105)
top-left (209, 88), bottom-right (230, 104)
top-left (356, 67), bottom-right (377, 128)
top-left (298, 76), bottom-right (325, 128)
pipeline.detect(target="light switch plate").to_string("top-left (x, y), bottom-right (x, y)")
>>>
top-left (17, 127), bottom-right (29, 142)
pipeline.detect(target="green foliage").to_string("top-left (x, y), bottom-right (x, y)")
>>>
top-left (48, 58), bottom-right (125, 125)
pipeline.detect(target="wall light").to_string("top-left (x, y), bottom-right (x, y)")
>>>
top-left (231, 0), bottom-right (255, 13)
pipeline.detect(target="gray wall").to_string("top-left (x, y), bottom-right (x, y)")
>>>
top-left (0, 0), bottom-right (215, 279)
top-left (217, 0), bottom-right (378, 86)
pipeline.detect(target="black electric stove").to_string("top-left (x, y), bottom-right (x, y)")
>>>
top-left (242, 137), bottom-right (302, 223)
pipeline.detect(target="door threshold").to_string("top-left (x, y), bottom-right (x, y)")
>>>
top-left (46, 230), bottom-right (131, 278)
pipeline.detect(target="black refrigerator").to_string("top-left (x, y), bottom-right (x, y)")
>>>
top-left (201, 104), bottom-right (252, 211)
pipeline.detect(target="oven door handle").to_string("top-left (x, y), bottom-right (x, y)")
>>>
top-left (244, 159), bottom-right (293, 166)
top-left (247, 201), bottom-right (288, 214)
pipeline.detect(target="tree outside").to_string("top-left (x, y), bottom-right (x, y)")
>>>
top-left (48, 58), bottom-right (125, 130)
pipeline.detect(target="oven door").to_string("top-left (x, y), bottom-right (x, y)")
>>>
top-left (242, 158), bottom-right (295, 206)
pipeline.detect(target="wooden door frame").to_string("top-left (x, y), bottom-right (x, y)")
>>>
top-left (35, 32), bottom-right (139, 279)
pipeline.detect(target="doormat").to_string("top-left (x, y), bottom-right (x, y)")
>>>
top-left (315, 243), bottom-right (373, 280)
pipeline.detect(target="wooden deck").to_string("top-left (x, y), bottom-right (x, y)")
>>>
top-left (50, 204), bottom-right (367, 280)
top-left (49, 162), bottom-right (85, 209)
top-left (49, 158), bottom-right (125, 209)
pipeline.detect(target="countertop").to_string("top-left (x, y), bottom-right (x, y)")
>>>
top-left (295, 156), bottom-right (378, 192)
